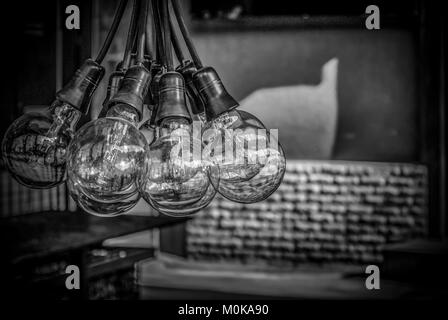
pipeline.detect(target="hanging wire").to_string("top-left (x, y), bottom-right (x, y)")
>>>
top-left (145, 0), bottom-right (155, 60)
top-left (136, 0), bottom-right (149, 64)
top-left (169, 11), bottom-right (185, 63)
top-left (152, 0), bottom-right (165, 66)
top-left (95, 0), bottom-right (129, 64)
top-left (161, 0), bottom-right (174, 71)
top-left (123, 0), bottom-right (140, 68)
top-left (171, 0), bottom-right (203, 68)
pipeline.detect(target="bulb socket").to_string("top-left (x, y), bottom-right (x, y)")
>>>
top-left (155, 72), bottom-right (191, 125)
top-left (192, 66), bottom-right (239, 121)
top-left (107, 64), bottom-right (151, 120)
top-left (176, 61), bottom-right (204, 116)
top-left (56, 59), bottom-right (105, 114)
top-left (99, 70), bottom-right (126, 118)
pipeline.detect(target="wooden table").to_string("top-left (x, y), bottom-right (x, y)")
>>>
top-left (136, 253), bottom-right (444, 300)
top-left (0, 212), bottom-right (187, 299)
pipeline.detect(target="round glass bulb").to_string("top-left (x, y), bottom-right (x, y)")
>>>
top-left (203, 109), bottom-right (270, 183)
top-left (203, 109), bottom-right (286, 203)
top-left (67, 175), bottom-right (140, 217)
top-left (2, 101), bottom-right (81, 188)
top-left (211, 140), bottom-right (286, 203)
top-left (139, 117), bottom-right (218, 217)
top-left (67, 105), bottom-right (147, 208)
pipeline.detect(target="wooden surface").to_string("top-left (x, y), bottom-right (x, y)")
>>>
top-left (0, 212), bottom-right (187, 264)
top-left (136, 254), bottom-right (420, 300)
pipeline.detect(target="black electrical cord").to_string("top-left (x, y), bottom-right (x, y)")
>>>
top-left (136, 0), bottom-right (149, 64)
top-left (95, 0), bottom-right (128, 64)
top-left (161, 0), bottom-right (173, 71)
top-left (152, 0), bottom-right (165, 65)
top-left (169, 12), bottom-right (185, 63)
top-left (123, 0), bottom-right (140, 68)
top-left (171, 0), bottom-right (203, 68)
top-left (145, 0), bottom-right (155, 61)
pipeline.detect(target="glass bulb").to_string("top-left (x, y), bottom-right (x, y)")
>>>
top-left (139, 117), bottom-right (218, 217)
top-left (67, 104), bottom-right (147, 213)
top-left (203, 109), bottom-right (269, 183)
top-left (67, 175), bottom-right (140, 217)
top-left (2, 101), bottom-right (81, 188)
top-left (203, 109), bottom-right (286, 203)
top-left (211, 140), bottom-right (286, 203)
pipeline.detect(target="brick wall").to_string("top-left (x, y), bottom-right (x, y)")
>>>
top-left (186, 161), bottom-right (428, 265)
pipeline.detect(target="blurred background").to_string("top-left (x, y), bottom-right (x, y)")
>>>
top-left (0, 0), bottom-right (446, 299)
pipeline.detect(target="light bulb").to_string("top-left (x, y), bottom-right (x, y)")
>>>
top-left (139, 117), bottom-right (217, 217)
top-left (67, 105), bottom-right (147, 202)
top-left (2, 102), bottom-right (80, 188)
top-left (211, 138), bottom-right (286, 204)
top-left (138, 72), bottom-right (217, 217)
top-left (67, 65), bottom-right (150, 215)
top-left (68, 175), bottom-right (140, 217)
top-left (193, 66), bottom-right (286, 203)
top-left (202, 109), bottom-right (268, 182)
top-left (1, 59), bottom-right (104, 188)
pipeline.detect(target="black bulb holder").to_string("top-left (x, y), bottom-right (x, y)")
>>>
top-left (99, 66), bottom-right (126, 118)
top-left (176, 60), bottom-right (205, 116)
top-left (103, 69), bottom-right (125, 104)
top-left (192, 66), bottom-right (239, 121)
top-left (56, 59), bottom-right (105, 114)
top-left (107, 64), bottom-right (151, 121)
top-left (155, 71), bottom-right (191, 125)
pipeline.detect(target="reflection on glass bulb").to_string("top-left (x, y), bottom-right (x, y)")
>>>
top-left (2, 101), bottom-right (81, 188)
top-left (203, 109), bottom-right (286, 203)
top-left (139, 117), bottom-right (218, 217)
top-left (68, 175), bottom-right (140, 217)
top-left (2, 58), bottom-right (104, 189)
top-left (203, 109), bottom-right (269, 183)
top-left (211, 140), bottom-right (286, 203)
top-left (67, 104), bottom-right (147, 215)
